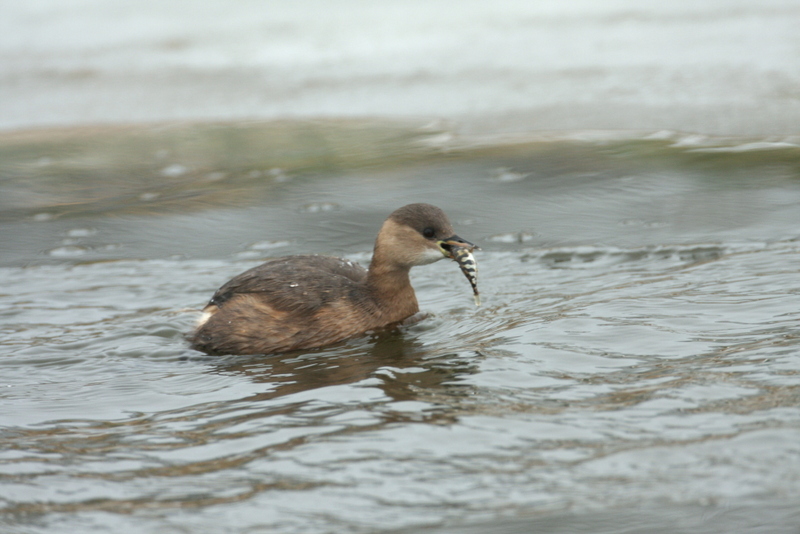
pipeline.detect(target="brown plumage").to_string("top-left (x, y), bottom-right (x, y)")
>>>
top-left (190, 203), bottom-right (477, 355)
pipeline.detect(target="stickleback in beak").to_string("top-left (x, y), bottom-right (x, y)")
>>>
top-left (439, 235), bottom-right (481, 306)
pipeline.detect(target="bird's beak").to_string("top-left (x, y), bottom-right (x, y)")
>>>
top-left (438, 235), bottom-right (478, 258)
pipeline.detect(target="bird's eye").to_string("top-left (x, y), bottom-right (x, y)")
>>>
top-left (422, 227), bottom-right (436, 238)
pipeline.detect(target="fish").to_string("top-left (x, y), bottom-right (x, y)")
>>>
top-left (451, 246), bottom-right (481, 306)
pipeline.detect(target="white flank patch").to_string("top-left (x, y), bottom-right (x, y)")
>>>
top-left (196, 310), bottom-right (214, 327)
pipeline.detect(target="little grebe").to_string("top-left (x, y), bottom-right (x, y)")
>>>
top-left (190, 203), bottom-right (478, 355)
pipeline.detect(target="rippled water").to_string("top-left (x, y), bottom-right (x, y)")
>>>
top-left (1, 122), bottom-right (800, 533)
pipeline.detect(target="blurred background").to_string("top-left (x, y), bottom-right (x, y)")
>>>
top-left (2, 0), bottom-right (799, 135)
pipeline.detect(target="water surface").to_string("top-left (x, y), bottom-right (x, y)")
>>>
top-left (1, 122), bottom-right (799, 533)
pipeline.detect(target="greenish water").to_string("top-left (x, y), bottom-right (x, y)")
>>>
top-left (1, 121), bottom-right (799, 533)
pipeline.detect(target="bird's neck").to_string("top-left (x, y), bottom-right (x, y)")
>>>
top-left (366, 257), bottom-right (419, 321)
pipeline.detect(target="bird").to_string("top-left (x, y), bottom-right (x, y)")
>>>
top-left (189, 203), bottom-right (478, 356)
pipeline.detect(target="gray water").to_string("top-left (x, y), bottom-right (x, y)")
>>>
top-left (1, 122), bottom-right (800, 533)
